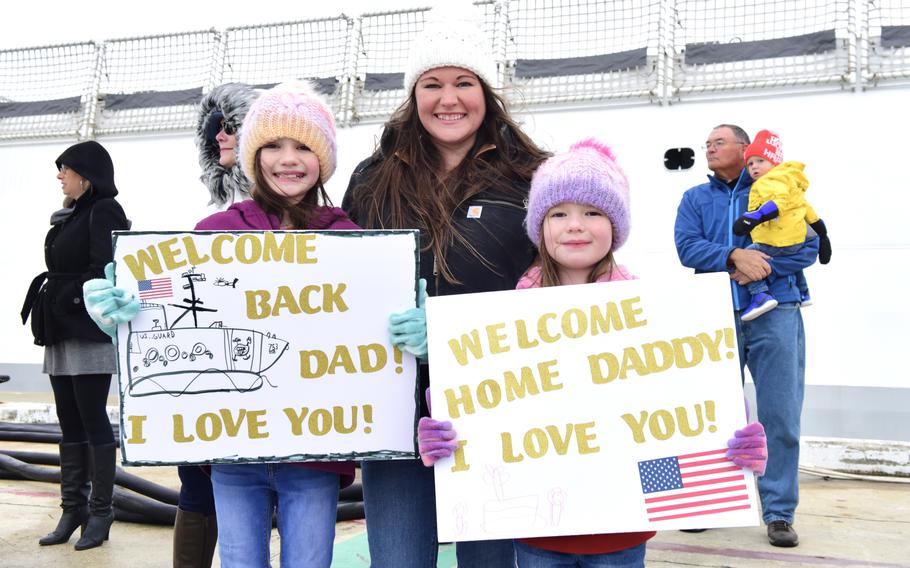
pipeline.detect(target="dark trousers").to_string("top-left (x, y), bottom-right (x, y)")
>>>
top-left (49, 374), bottom-right (114, 446)
top-left (178, 465), bottom-right (216, 515)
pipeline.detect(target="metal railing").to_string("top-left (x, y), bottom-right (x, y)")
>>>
top-left (1, 0), bottom-right (908, 141)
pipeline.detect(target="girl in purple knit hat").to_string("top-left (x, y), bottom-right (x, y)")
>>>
top-left (417, 139), bottom-right (770, 567)
top-left (517, 138), bottom-right (634, 289)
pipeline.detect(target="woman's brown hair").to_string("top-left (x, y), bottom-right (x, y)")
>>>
top-left (349, 79), bottom-right (548, 284)
top-left (250, 147), bottom-right (332, 228)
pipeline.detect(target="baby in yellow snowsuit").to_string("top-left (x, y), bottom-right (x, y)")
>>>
top-left (732, 129), bottom-right (832, 321)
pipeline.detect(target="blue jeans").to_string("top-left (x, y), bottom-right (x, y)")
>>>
top-left (745, 243), bottom-right (808, 296)
top-left (735, 303), bottom-right (805, 524)
top-left (211, 464), bottom-right (340, 568)
top-left (361, 459), bottom-right (515, 567)
top-left (514, 541), bottom-right (645, 567)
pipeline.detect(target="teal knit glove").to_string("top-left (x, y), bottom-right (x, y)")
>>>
top-left (389, 278), bottom-right (428, 359)
top-left (83, 262), bottom-right (139, 341)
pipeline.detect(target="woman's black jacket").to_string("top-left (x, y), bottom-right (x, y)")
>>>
top-left (342, 152), bottom-right (537, 418)
top-left (22, 193), bottom-right (130, 346)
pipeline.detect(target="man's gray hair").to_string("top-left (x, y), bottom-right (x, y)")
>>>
top-left (714, 124), bottom-right (751, 145)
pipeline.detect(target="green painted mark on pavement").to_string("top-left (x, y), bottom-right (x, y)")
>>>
top-left (332, 532), bottom-right (457, 567)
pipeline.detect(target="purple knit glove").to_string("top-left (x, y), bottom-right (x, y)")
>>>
top-left (418, 387), bottom-right (459, 467)
top-left (726, 422), bottom-right (767, 476)
top-left (418, 417), bottom-right (458, 467)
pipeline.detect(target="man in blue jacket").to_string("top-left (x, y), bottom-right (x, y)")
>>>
top-left (674, 124), bottom-right (818, 548)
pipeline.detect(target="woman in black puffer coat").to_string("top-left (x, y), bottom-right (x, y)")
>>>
top-left (21, 140), bottom-right (129, 551)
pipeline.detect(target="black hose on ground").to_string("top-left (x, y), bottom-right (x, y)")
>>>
top-left (0, 446), bottom-right (365, 524)
top-left (1, 458), bottom-right (363, 524)
top-left (339, 481), bottom-right (363, 503)
top-left (0, 449), bottom-right (60, 465)
top-left (336, 501), bottom-right (366, 522)
top-left (1, 449), bottom-right (178, 505)
top-left (0, 422), bottom-right (120, 446)
top-left (113, 487), bottom-right (177, 525)
top-left (3, 449), bottom-right (364, 504)
top-left (0, 452), bottom-right (175, 524)
top-left (0, 431), bottom-right (71, 444)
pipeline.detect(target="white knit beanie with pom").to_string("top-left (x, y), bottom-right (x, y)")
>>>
top-left (403, 2), bottom-right (497, 94)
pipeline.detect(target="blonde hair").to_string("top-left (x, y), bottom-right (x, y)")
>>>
top-left (63, 179), bottom-right (92, 208)
top-left (531, 215), bottom-right (615, 287)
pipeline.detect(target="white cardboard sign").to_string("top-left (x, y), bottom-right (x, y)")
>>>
top-left (112, 230), bottom-right (419, 465)
top-left (425, 272), bottom-right (759, 541)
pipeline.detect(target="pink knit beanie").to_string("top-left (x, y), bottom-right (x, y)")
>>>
top-left (526, 138), bottom-right (631, 249)
top-left (239, 81), bottom-right (337, 184)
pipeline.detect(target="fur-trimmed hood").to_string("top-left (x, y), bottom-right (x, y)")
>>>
top-left (195, 83), bottom-right (259, 207)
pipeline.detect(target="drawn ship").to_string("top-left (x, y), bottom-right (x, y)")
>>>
top-left (123, 268), bottom-right (288, 397)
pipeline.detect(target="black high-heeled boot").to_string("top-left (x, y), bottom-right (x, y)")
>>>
top-left (74, 442), bottom-right (116, 551)
top-left (39, 442), bottom-right (90, 545)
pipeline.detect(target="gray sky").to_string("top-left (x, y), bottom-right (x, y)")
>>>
top-left (0, 0), bottom-right (431, 50)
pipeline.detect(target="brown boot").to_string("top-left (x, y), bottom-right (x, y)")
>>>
top-left (173, 508), bottom-right (218, 568)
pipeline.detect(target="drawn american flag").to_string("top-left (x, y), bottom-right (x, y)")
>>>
top-left (638, 448), bottom-right (751, 523)
top-left (137, 277), bottom-right (173, 300)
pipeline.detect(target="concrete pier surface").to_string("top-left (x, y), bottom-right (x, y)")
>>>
top-left (2, 393), bottom-right (909, 567)
top-left (3, 439), bottom-right (908, 567)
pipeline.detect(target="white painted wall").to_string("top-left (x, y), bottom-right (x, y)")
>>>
top-left (2, 87), bottom-right (906, 393)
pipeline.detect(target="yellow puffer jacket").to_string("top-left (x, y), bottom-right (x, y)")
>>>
top-left (747, 161), bottom-right (820, 247)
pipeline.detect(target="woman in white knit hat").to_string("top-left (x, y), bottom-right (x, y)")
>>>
top-left (342, 4), bottom-right (548, 566)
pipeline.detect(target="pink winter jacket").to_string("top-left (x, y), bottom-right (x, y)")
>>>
top-left (515, 263), bottom-right (636, 289)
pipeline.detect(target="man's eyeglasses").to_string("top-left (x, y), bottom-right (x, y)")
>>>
top-left (702, 139), bottom-right (744, 151)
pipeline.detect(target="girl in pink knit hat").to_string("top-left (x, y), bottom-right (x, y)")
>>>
top-left (84, 81), bottom-right (360, 568)
top-left (417, 139), bottom-right (769, 567)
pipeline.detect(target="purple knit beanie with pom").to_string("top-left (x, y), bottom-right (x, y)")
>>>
top-left (525, 138), bottom-right (631, 250)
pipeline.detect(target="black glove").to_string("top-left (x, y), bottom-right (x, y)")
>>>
top-left (733, 201), bottom-right (779, 236)
top-left (810, 219), bottom-right (831, 264)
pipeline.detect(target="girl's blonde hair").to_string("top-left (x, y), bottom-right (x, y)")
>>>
top-left (532, 222), bottom-right (616, 288)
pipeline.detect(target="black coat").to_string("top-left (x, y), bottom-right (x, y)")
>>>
top-left (342, 154), bottom-right (535, 298)
top-left (342, 152), bottom-right (536, 418)
top-left (22, 142), bottom-right (130, 346)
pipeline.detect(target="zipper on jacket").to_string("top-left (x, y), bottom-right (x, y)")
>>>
top-left (432, 254), bottom-right (440, 296)
top-left (473, 198), bottom-right (526, 212)
top-left (433, 195), bottom-right (524, 297)
top-left (728, 183), bottom-right (742, 311)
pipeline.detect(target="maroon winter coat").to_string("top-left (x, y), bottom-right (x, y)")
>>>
top-left (196, 198), bottom-right (359, 486)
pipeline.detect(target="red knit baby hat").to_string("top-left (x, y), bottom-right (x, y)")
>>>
top-left (744, 129), bottom-right (783, 166)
